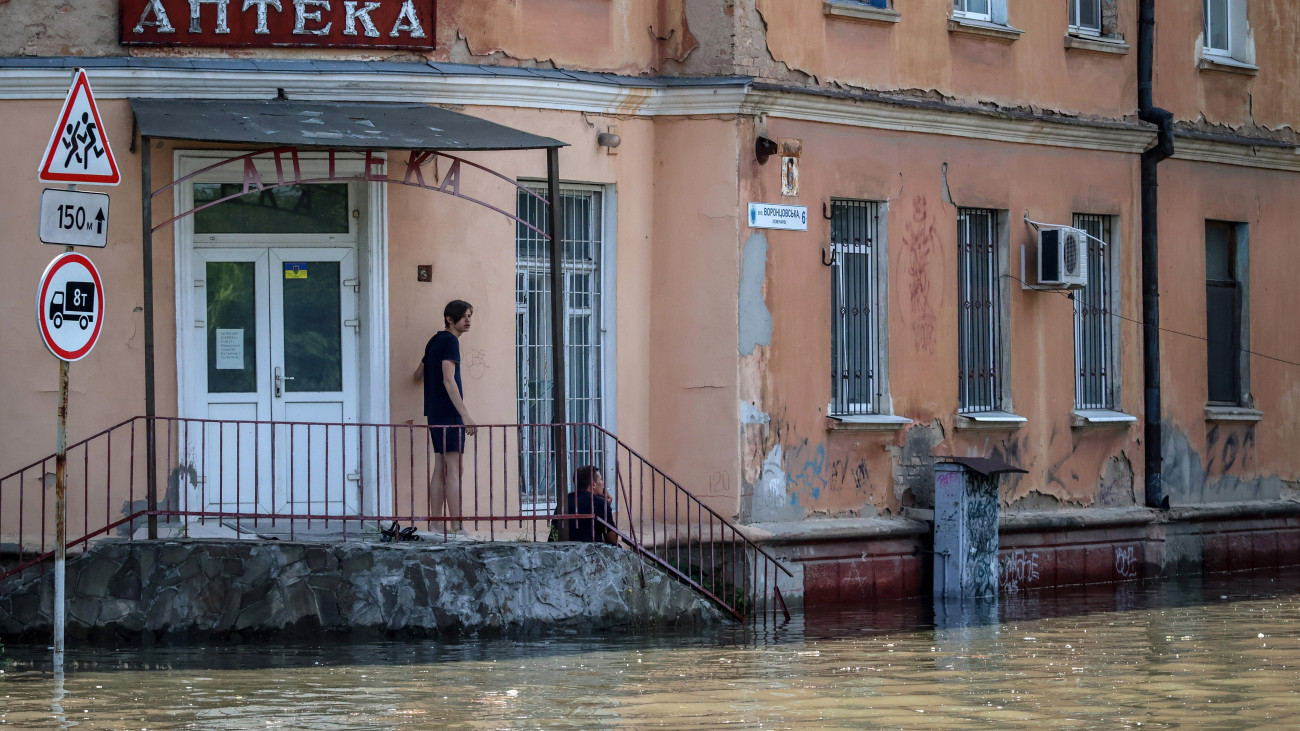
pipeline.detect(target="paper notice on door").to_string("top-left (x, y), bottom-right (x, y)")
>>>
top-left (215, 329), bottom-right (244, 370)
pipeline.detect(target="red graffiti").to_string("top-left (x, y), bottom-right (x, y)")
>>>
top-left (903, 196), bottom-right (939, 354)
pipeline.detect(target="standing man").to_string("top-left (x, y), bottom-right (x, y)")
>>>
top-left (415, 300), bottom-right (477, 537)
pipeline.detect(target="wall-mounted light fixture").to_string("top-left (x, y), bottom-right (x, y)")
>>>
top-left (755, 135), bottom-right (778, 164)
top-left (598, 126), bottom-right (621, 155)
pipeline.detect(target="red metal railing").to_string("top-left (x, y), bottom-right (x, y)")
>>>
top-left (0, 417), bottom-right (790, 623)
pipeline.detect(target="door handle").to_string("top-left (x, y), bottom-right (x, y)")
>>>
top-left (274, 366), bottom-right (294, 397)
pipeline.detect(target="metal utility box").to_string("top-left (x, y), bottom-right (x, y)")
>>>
top-left (932, 458), bottom-right (1026, 599)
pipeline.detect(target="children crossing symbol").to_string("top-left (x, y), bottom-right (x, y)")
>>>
top-left (38, 69), bottom-right (121, 186)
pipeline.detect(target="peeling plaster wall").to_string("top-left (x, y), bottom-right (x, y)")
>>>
top-left (1153, 158), bottom-right (1300, 507)
top-left (0, 1), bottom-right (698, 73)
top-left (754, 0), bottom-right (1137, 119)
top-left (1157, 0), bottom-right (1300, 133)
top-left (648, 117), bottom-right (743, 518)
top-left (738, 115), bottom-right (1145, 523)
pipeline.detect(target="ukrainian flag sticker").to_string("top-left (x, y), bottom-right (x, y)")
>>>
top-left (284, 263), bottom-right (308, 279)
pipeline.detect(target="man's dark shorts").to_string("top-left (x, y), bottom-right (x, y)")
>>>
top-left (429, 422), bottom-right (465, 454)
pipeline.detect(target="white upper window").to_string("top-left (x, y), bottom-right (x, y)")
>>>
top-left (1202, 0), bottom-right (1254, 67)
top-left (1204, 0), bottom-right (1231, 55)
top-left (1070, 0), bottom-right (1102, 35)
top-left (953, 0), bottom-right (992, 22)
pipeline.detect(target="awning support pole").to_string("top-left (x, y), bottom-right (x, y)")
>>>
top-left (141, 137), bottom-right (158, 539)
top-left (546, 147), bottom-right (568, 531)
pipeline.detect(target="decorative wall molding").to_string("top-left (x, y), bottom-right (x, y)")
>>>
top-left (5, 62), bottom-right (1299, 167)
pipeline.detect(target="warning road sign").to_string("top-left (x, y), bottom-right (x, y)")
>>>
top-left (37, 69), bottom-right (120, 186)
top-left (36, 252), bottom-right (105, 361)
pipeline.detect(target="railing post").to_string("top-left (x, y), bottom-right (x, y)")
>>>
top-left (547, 147), bottom-right (569, 538)
top-left (141, 137), bottom-right (158, 540)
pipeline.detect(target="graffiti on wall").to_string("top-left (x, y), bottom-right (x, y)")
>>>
top-left (1115, 545), bottom-right (1138, 579)
top-left (1000, 549), bottom-right (1041, 593)
top-left (902, 195), bottom-right (939, 355)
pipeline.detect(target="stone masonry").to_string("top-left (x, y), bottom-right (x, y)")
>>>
top-left (0, 540), bottom-right (723, 642)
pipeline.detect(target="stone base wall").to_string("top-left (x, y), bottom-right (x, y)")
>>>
top-left (0, 540), bottom-right (723, 642)
top-left (757, 505), bottom-right (1300, 607)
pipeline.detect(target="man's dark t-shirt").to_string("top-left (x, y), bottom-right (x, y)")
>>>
top-left (559, 491), bottom-right (614, 543)
top-left (422, 330), bottom-right (462, 422)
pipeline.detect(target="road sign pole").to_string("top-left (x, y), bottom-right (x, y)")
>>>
top-left (53, 356), bottom-right (68, 675)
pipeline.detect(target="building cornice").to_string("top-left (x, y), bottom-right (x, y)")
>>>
top-left (1172, 134), bottom-right (1300, 174)
top-left (742, 86), bottom-right (1155, 154)
top-left (5, 61), bottom-right (1298, 169)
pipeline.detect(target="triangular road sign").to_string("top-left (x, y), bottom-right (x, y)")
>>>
top-left (38, 69), bottom-right (120, 186)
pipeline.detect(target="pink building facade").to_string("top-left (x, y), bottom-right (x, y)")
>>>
top-left (1, 0), bottom-right (1297, 604)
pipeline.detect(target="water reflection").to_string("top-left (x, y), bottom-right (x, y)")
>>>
top-left (3, 569), bottom-right (1300, 728)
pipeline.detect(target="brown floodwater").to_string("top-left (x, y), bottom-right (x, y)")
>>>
top-left (2, 569), bottom-right (1299, 729)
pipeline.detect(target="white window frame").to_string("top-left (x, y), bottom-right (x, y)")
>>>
top-left (515, 182), bottom-right (616, 513)
top-left (1069, 0), bottom-right (1103, 36)
top-left (953, 0), bottom-right (993, 23)
top-left (1203, 0), bottom-right (1231, 56)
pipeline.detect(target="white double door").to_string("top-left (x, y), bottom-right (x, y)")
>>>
top-left (192, 247), bottom-right (360, 516)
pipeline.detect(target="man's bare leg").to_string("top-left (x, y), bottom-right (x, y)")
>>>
top-left (443, 451), bottom-right (464, 533)
top-left (429, 452), bottom-right (464, 534)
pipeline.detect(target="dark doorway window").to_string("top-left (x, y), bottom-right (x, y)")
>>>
top-left (1205, 221), bottom-right (1242, 404)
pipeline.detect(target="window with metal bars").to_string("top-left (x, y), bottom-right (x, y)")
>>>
top-left (1073, 214), bottom-right (1116, 410)
top-left (830, 200), bottom-right (882, 416)
top-left (957, 208), bottom-right (1005, 413)
top-left (516, 186), bottom-right (605, 509)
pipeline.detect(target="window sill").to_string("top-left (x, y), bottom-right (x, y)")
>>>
top-left (1071, 409), bottom-right (1138, 428)
top-left (827, 413), bottom-right (913, 432)
top-left (1064, 33), bottom-right (1130, 56)
top-left (1198, 56), bottom-right (1258, 76)
top-left (955, 411), bottom-right (1027, 431)
top-left (947, 17), bottom-right (1023, 43)
top-left (824, 1), bottom-right (900, 24)
top-left (1204, 405), bottom-right (1263, 423)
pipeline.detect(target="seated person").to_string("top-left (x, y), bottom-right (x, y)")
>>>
top-left (553, 465), bottom-right (618, 545)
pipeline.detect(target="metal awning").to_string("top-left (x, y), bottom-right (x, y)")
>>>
top-left (129, 98), bottom-right (566, 150)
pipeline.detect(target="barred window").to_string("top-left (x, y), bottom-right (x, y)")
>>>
top-left (1073, 214), bottom-right (1116, 410)
top-left (957, 208), bottom-right (1004, 413)
top-left (830, 200), bottom-right (882, 416)
top-left (516, 186), bottom-right (605, 508)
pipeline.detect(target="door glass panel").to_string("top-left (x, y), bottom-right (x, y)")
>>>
top-left (194, 184), bottom-right (350, 234)
top-left (282, 260), bottom-right (342, 392)
top-left (206, 261), bottom-right (258, 393)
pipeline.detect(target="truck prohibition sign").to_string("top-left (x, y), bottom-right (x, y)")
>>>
top-left (48, 281), bottom-right (95, 330)
top-left (36, 252), bottom-right (105, 361)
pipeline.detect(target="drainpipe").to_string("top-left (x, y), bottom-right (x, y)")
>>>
top-left (1138, 0), bottom-right (1173, 509)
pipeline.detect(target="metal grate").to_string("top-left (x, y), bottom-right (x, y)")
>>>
top-left (516, 186), bottom-right (604, 509)
top-left (830, 199), bottom-right (880, 416)
top-left (957, 208), bottom-right (1003, 413)
top-left (1073, 214), bottom-right (1114, 410)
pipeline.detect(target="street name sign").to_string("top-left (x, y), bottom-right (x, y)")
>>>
top-left (37, 69), bottom-right (121, 186)
top-left (36, 252), bottom-right (105, 361)
top-left (748, 203), bottom-right (808, 231)
top-left (39, 189), bottom-right (110, 247)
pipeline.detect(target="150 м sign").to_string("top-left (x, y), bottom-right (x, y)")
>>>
top-left (121, 0), bottom-right (435, 50)
top-left (40, 189), bottom-right (109, 248)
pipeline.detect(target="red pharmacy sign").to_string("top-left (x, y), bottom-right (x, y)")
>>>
top-left (120, 0), bottom-right (435, 50)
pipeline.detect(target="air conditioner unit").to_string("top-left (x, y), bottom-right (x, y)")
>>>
top-left (1037, 227), bottom-right (1088, 289)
